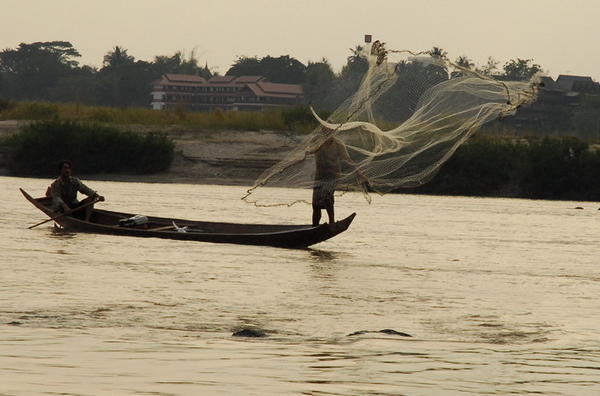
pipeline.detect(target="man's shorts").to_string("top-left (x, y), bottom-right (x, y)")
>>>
top-left (312, 182), bottom-right (334, 209)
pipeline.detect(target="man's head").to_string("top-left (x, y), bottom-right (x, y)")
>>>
top-left (58, 160), bottom-right (72, 178)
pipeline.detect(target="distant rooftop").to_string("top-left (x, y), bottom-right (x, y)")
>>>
top-left (233, 76), bottom-right (265, 83)
top-left (555, 74), bottom-right (598, 92)
top-left (208, 75), bottom-right (236, 84)
top-left (257, 81), bottom-right (303, 95)
top-left (152, 73), bottom-right (303, 96)
top-left (556, 74), bottom-right (595, 82)
top-left (164, 74), bottom-right (206, 83)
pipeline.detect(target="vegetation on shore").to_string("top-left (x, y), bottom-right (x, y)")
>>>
top-left (0, 100), bottom-right (325, 133)
top-left (413, 136), bottom-right (600, 201)
top-left (2, 116), bottom-right (598, 201)
top-left (4, 119), bottom-right (174, 176)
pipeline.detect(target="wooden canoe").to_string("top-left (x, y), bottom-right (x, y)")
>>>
top-left (20, 188), bottom-right (355, 248)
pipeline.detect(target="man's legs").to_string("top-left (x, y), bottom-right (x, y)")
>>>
top-left (312, 205), bottom-right (321, 227)
top-left (70, 196), bottom-right (95, 221)
top-left (325, 204), bottom-right (335, 224)
top-left (84, 205), bottom-right (94, 222)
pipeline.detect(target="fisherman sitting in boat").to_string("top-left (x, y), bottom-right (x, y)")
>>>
top-left (49, 160), bottom-right (105, 221)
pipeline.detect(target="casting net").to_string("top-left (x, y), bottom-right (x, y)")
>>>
top-left (243, 42), bottom-right (540, 206)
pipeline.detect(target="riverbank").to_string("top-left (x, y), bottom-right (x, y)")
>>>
top-left (3, 120), bottom-right (600, 202)
top-left (0, 120), bottom-right (295, 186)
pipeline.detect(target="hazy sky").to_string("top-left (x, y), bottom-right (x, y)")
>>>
top-left (3, 0), bottom-right (599, 80)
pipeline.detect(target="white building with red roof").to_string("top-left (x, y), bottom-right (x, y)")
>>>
top-left (151, 74), bottom-right (304, 111)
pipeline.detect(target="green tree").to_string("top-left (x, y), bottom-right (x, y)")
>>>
top-left (428, 46), bottom-right (448, 59)
top-left (326, 46), bottom-right (369, 108)
top-left (502, 58), bottom-right (541, 80)
top-left (226, 55), bottom-right (306, 84)
top-left (102, 46), bottom-right (134, 68)
top-left (375, 58), bottom-right (448, 122)
top-left (302, 58), bottom-right (335, 109)
top-left (48, 65), bottom-right (99, 105)
top-left (475, 56), bottom-right (499, 76)
top-left (345, 46), bottom-right (368, 72)
top-left (451, 55), bottom-right (475, 79)
top-left (259, 55), bottom-right (306, 84)
top-left (153, 50), bottom-right (213, 79)
top-left (0, 41), bottom-right (81, 100)
top-left (455, 55), bottom-right (474, 69)
top-left (226, 56), bottom-right (261, 76)
top-left (96, 47), bottom-right (159, 107)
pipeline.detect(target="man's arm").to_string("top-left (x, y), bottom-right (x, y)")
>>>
top-left (74, 179), bottom-right (105, 201)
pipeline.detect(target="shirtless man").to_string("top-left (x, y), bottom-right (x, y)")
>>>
top-left (309, 124), bottom-right (367, 226)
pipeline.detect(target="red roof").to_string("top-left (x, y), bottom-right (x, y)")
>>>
top-left (154, 79), bottom-right (204, 88)
top-left (153, 73), bottom-right (303, 97)
top-left (234, 76), bottom-right (265, 83)
top-left (257, 81), bottom-right (303, 95)
top-left (165, 74), bottom-right (206, 83)
top-left (208, 76), bottom-right (236, 83)
top-left (246, 84), bottom-right (264, 96)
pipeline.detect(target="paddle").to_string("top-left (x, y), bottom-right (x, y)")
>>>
top-left (28, 198), bottom-right (100, 229)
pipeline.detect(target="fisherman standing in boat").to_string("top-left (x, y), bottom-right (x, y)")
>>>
top-left (49, 160), bottom-right (105, 221)
top-left (309, 127), bottom-right (365, 226)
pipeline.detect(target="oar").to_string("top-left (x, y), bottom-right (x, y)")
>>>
top-left (28, 198), bottom-right (100, 229)
top-left (147, 225), bottom-right (175, 231)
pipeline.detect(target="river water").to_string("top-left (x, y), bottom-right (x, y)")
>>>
top-left (1, 176), bottom-right (599, 395)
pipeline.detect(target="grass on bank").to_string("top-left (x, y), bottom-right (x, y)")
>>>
top-left (1, 99), bottom-right (590, 140)
top-left (0, 100), bottom-right (325, 133)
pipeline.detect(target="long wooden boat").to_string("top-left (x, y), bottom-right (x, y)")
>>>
top-left (20, 188), bottom-right (355, 248)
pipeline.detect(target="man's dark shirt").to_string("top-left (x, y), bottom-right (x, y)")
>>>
top-left (50, 176), bottom-right (96, 211)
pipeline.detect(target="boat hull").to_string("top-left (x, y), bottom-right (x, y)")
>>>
top-left (20, 188), bottom-right (355, 248)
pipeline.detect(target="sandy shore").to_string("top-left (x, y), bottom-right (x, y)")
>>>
top-left (0, 120), bottom-right (298, 185)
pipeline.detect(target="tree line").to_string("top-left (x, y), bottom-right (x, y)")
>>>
top-left (0, 41), bottom-right (213, 108)
top-left (0, 41), bottom-right (543, 110)
top-left (1, 41), bottom-right (598, 141)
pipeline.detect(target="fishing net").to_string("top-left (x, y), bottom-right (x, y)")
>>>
top-left (243, 41), bottom-right (540, 207)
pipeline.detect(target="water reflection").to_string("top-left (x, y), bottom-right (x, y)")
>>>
top-left (48, 226), bottom-right (77, 239)
top-left (308, 249), bottom-right (341, 262)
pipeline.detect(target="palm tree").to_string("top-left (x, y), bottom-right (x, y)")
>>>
top-left (342, 45), bottom-right (368, 76)
top-left (428, 46), bottom-right (448, 59)
top-left (103, 46), bottom-right (134, 68)
top-left (455, 55), bottom-right (474, 69)
top-left (347, 45), bottom-right (365, 66)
